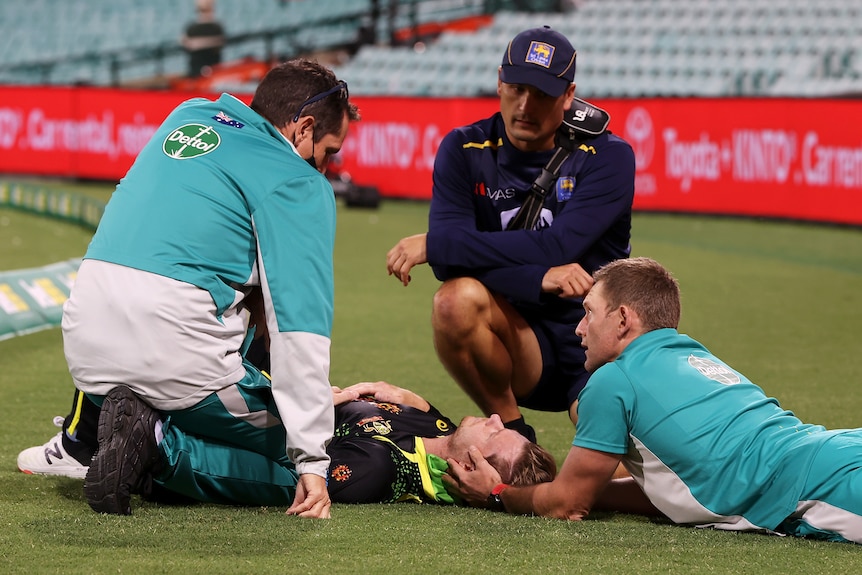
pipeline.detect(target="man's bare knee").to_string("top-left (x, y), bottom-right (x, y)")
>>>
top-left (432, 278), bottom-right (489, 332)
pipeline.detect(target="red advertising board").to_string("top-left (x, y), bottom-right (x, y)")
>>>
top-left (0, 86), bottom-right (76, 177)
top-left (337, 96), bottom-right (862, 226)
top-left (0, 86), bottom-right (236, 180)
top-left (0, 86), bottom-right (860, 225)
top-left (602, 98), bottom-right (862, 225)
top-left (335, 96), bottom-right (499, 199)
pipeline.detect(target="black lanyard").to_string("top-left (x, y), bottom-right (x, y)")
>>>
top-left (506, 98), bottom-right (611, 231)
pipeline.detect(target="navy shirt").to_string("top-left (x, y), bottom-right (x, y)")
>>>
top-left (427, 111), bottom-right (635, 322)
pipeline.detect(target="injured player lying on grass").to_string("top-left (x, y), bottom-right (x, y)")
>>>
top-left (20, 380), bottom-right (557, 514)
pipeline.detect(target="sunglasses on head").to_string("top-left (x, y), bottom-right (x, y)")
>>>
top-left (292, 80), bottom-right (349, 123)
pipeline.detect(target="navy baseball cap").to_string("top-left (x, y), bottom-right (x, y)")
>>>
top-left (500, 26), bottom-right (576, 97)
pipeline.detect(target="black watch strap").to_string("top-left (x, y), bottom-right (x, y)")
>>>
top-left (486, 483), bottom-right (509, 512)
top-left (486, 492), bottom-right (506, 512)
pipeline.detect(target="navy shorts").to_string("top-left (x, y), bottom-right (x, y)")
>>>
top-left (516, 309), bottom-right (589, 412)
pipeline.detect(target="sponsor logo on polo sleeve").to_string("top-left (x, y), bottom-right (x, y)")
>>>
top-left (163, 124), bottom-right (221, 159)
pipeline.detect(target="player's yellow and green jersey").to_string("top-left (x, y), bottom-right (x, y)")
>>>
top-left (327, 397), bottom-right (458, 504)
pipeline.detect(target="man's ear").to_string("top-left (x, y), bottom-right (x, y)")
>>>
top-left (617, 304), bottom-right (645, 341)
top-left (295, 115), bottom-right (315, 142)
top-left (617, 305), bottom-right (633, 337)
top-left (562, 83), bottom-right (576, 108)
top-left (279, 116), bottom-right (316, 153)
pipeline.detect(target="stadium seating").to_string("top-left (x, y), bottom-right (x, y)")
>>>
top-left (1, 0), bottom-right (861, 97)
top-left (0, 0), bottom-right (375, 85)
top-left (332, 0), bottom-right (862, 98)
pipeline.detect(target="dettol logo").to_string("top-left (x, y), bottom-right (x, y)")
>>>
top-left (163, 124), bottom-right (221, 159)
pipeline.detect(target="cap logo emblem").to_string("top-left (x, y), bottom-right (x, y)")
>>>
top-left (525, 41), bottom-right (554, 68)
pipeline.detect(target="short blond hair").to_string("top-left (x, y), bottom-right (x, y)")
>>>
top-left (489, 442), bottom-right (557, 486)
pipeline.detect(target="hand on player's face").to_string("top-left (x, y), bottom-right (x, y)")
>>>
top-left (449, 415), bottom-right (527, 478)
top-left (443, 446), bottom-right (502, 507)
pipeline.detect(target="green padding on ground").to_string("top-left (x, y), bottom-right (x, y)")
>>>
top-left (0, 181), bottom-right (104, 231)
top-left (0, 259), bottom-right (82, 341)
top-left (0, 181), bottom-right (105, 340)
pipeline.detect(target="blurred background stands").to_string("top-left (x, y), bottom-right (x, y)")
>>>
top-left (0, 0), bottom-right (860, 98)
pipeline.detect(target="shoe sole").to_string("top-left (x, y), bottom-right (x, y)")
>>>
top-left (83, 386), bottom-right (160, 515)
top-left (17, 444), bottom-right (88, 479)
top-left (18, 464), bottom-right (88, 480)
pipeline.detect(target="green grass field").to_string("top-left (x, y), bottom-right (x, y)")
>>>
top-left (2, 182), bottom-right (861, 574)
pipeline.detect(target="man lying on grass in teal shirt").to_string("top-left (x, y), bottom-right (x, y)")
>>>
top-left (448, 257), bottom-right (862, 545)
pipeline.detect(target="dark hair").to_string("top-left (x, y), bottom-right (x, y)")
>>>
top-left (592, 257), bottom-right (681, 331)
top-left (250, 58), bottom-right (360, 142)
top-left (490, 442), bottom-right (557, 487)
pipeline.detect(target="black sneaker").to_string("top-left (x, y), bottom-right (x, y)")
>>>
top-left (83, 386), bottom-right (162, 515)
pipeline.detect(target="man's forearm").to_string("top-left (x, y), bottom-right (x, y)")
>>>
top-left (593, 477), bottom-right (663, 517)
top-left (500, 482), bottom-right (593, 521)
top-left (498, 446), bottom-right (622, 521)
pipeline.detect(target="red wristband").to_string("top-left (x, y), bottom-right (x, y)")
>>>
top-left (491, 483), bottom-right (510, 495)
top-left (487, 483), bottom-right (510, 512)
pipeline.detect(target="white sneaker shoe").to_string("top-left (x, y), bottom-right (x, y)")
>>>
top-left (17, 418), bottom-right (89, 479)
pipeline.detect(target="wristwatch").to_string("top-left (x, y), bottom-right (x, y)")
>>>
top-left (486, 483), bottom-right (509, 512)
